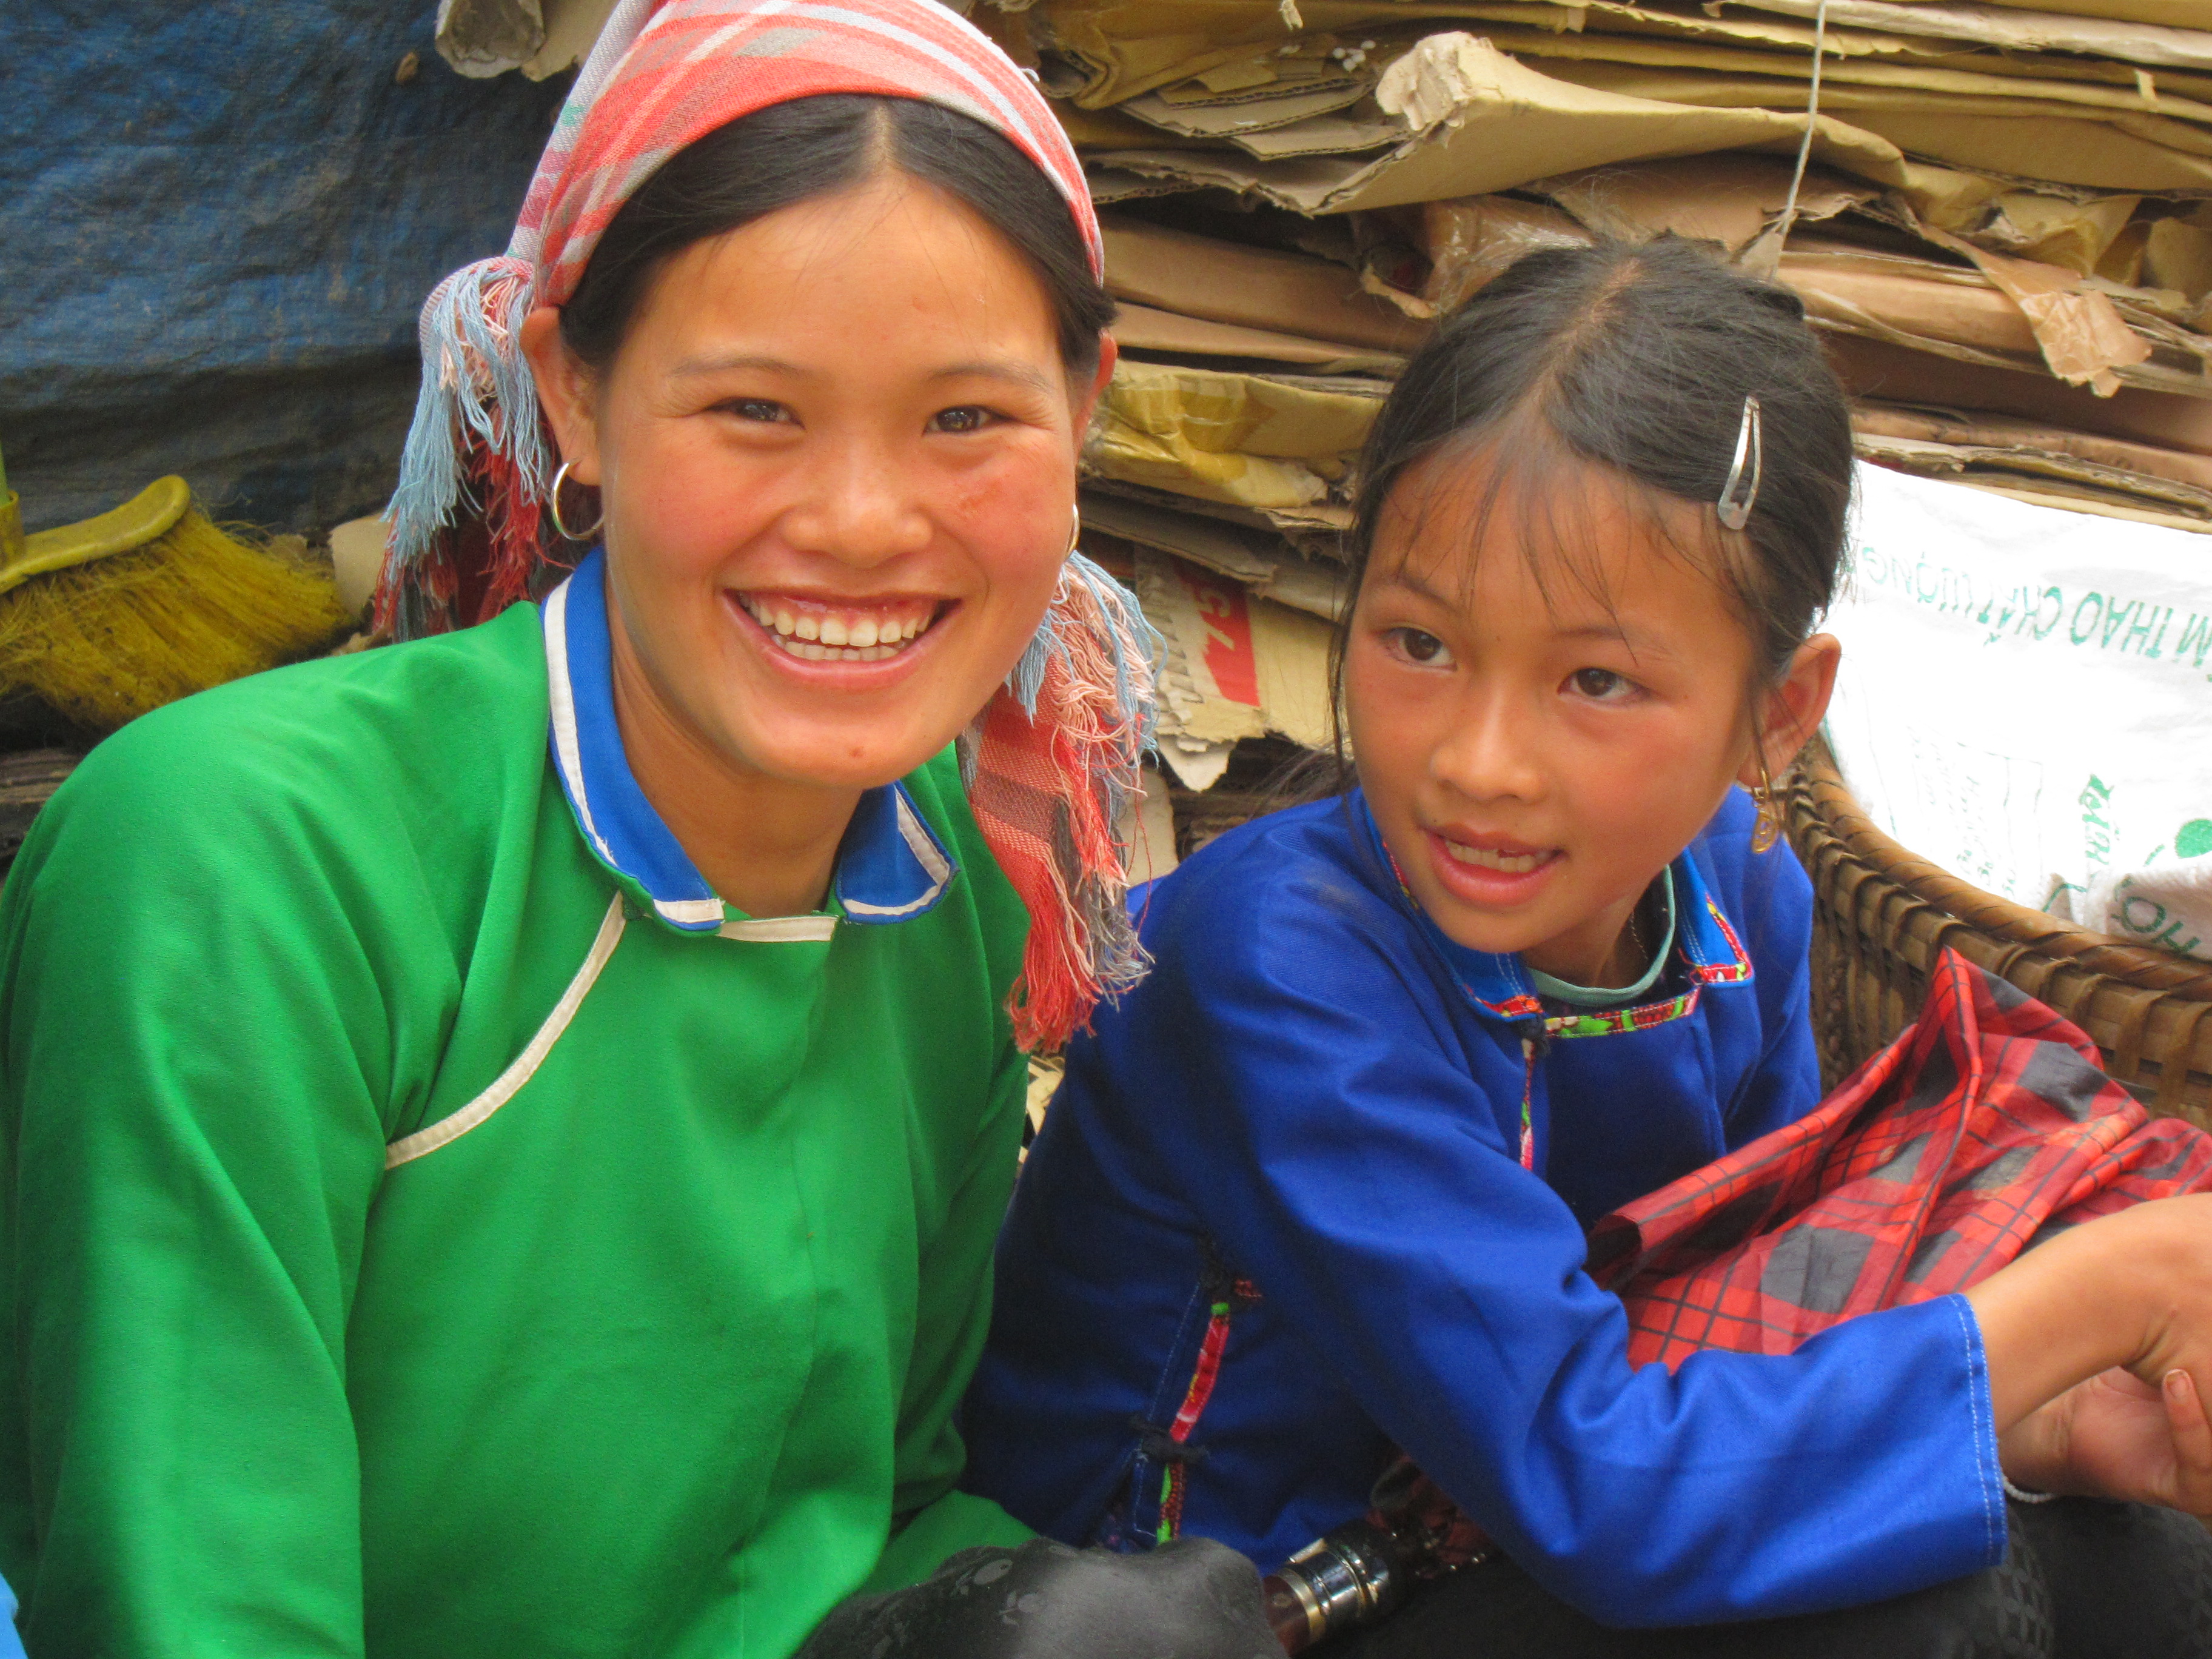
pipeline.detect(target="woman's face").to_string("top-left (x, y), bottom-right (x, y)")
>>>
top-left (529, 170), bottom-right (1111, 794)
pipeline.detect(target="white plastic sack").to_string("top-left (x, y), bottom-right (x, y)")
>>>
top-left (1822, 462), bottom-right (2212, 958)
top-left (2056, 860), bottom-right (2212, 959)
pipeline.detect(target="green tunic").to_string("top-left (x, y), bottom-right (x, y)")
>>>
top-left (0, 555), bottom-right (1034, 1657)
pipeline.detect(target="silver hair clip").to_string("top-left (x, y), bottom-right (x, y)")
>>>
top-left (1717, 395), bottom-right (1763, 531)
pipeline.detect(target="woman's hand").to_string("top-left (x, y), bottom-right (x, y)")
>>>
top-left (2000, 1366), bottom-right (2212, 1514)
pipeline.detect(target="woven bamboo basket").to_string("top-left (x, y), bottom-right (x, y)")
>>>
top-left (1784, 741), bottom-right (2212, 1130)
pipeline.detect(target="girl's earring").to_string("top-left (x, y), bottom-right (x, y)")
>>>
top-left (1750, 759), bottom-right (1782, 856)
top-left (548, 460), bottom-right (605, 543)
top-left (1067, 504), bottom-right (1082, 558)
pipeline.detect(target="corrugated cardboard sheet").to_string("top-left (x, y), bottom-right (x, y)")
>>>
top-left (1135, 548), bottom-right (1337, 789)
top-left (991, 0), bottom-right (2212, 791)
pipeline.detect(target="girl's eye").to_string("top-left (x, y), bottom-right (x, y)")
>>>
top-left (724, 398), bottom-right (791, 424)
top-left (1569, 666), bottom-right (1637, 701)
top-left (930, 406), bottom-right (993, 435)
top-left (1389, 628), bottom-right (1453, 667)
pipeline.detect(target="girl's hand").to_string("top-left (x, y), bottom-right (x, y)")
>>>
top-left (2000, 1366), bottom-right (2212, 1516)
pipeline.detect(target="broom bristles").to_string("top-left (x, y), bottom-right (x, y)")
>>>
top-left (0, 506), bottom-right (352, 732)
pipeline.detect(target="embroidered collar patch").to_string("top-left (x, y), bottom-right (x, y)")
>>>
top-left (541, 549), bottom-right (957, 936)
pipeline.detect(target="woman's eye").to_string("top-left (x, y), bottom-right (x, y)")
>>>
top-left (929, 406), bottom-right (993, 435)
top-left (1390, 628), bottom-right (1453, 667)
top-left (723, 398), bottom-right (790, 424)
top-left (1569, 667), bottom-right (1635, 700)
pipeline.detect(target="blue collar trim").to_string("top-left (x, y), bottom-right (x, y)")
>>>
top-left (1353, 791), bottom-right (1752, 1022)
top-left (541, 548), bottom-right (956, 934)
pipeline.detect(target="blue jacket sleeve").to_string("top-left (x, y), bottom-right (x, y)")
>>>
top-left (1112, 859), bottom-right (2005, 1627)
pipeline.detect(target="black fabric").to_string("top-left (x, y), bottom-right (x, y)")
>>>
top-left (796, 1537), bottom-right (1281, 1659)
top-left (1329, 1498), bottom-right (2212, 1659)
top-left (2008, 1498), bottom-right (2212, 1659)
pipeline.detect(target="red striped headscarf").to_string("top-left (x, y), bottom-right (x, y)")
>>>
top-left (380, 0), bottom-right (1155, 1050)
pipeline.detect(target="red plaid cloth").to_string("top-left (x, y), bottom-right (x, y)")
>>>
top-left (1375, 950), bottom-right (2212, 1568)
top-left (1590, 950), bottom-right (2212, 1362)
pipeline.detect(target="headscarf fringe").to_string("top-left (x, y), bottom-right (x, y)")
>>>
top-left (380, 257), bottom-right (546, 632)
top-left (968, 552), bottom-right (1164, 1051)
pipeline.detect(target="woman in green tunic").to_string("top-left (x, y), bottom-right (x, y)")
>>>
top-left (0, 5), bottom-right (1278, 1655)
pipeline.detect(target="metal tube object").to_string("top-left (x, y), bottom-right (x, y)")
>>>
top-left (1259, 1521), bottom-right (1406, 1654)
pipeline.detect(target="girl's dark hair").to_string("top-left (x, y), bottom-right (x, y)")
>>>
top-left (560, 93), bottom-right (1114, 375)
top-left (1339, 235), bottom-right (1852, 703)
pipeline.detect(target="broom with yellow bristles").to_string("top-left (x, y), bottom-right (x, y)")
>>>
top-left (0, 446), bottom-right (352, 733)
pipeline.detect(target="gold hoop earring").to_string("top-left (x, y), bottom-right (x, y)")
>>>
top-left (1750, 758), bottom-right (1782, 855)
top-left (1067, 504), bottom-right (1081, 558)
top-left (549, 460), bottom-right (605, 543)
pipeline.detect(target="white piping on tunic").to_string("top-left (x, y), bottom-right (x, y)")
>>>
top-left (654, 896), bottom-right (728, 927)
top-left (718, 915), bottom-right (838, 942)
top-left (543, 580), bottom-right (618, 870)
top-left (384, 892), bottom-right (629, 1169)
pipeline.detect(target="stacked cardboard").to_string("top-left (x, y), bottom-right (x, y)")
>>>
top-left (963, 0), bottom-right (2212, 811)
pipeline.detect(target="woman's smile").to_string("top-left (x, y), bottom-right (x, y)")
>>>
top-left (731, 589), bottom-right (951, 666)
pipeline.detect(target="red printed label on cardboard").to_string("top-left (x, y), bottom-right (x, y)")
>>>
top-left (1179, 565), bottom-right (1260, 708)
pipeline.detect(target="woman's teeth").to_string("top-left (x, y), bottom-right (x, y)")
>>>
top-left (1442, 840), bottom-right (1549, 874)
top-left (740, 597), bottom-right (934, 663)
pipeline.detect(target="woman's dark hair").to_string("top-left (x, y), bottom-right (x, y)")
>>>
top-left (560, 93), bottom-right (1114, 375)
top-left (1338, 235), bottom-right (1852, 705)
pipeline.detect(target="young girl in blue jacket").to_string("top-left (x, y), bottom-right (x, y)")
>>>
top-left (962, 238), bottom-right (2212, 1656)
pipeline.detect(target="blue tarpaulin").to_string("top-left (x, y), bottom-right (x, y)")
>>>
top-left (2, 4), bottom-right (569, 535)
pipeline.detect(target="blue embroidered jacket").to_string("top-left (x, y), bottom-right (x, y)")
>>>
top-left (960, 789), bottom-right (2006, 1627)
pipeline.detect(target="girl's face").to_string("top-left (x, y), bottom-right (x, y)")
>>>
top-left (1344, 451), bottom-right (1837, 986)
top-left (527, 170), bottom-right (1112, 794)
